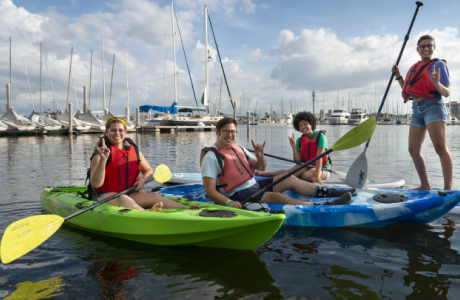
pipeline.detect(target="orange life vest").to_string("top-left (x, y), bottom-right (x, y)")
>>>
top-left (94, 136), bottom-right (141, 194)
top-left (402, 59), bottom-right (445, 103)
top-left (200, 144), bottom-right (255, 193)
top-left (300, 131), bottom-right (329, 167)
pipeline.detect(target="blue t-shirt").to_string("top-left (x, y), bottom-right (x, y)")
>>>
top-left (429, 60), bottom-right (450, 90)
top-left (201, 144), bottom-right (256, 197)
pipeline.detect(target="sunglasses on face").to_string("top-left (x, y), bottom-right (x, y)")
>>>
top-left (418, 44), bottom-right (435, 49)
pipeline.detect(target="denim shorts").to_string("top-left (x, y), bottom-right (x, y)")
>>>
top-left (230, 177), bottom-right (274, 202)
top-left (411, 95), bottom-right (448, 128)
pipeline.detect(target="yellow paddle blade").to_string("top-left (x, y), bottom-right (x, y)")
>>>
top-left (153, 164), bottom-right (172, 183)
top-left (332, 116), bottom-right (377, 152)
top-left (1, 215), bottom-right (64, 264)
top-left (7, 276), bottom-right (64, 299)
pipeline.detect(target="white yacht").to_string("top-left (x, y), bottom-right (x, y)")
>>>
top-left (328, 109), bottom-right (350, 125)
top-left (348, 108), bottom-right (369, 125)
top-left (143, 113), bottom-right (165, 127)
top-left (281, 113), bottom-right (293, 125)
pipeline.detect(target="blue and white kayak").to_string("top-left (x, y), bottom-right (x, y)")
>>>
top-left (169, 172), bottom-right (405, 189)
top-left (157, 184), bottom-right (460, 228)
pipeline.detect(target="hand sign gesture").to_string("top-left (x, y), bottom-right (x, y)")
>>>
top-left (96, 138), bottom-right (111, 161)
top-left (431, 66), bottom-right (441, 86)
top-left (288, 133), bottom-right (296, 149)
top-left (251, 139), bottom-right (266, 158)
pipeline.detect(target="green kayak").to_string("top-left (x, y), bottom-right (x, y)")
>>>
top-left (40, 186), bottom-right (285, 251)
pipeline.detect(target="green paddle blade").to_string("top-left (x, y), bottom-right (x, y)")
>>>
top-left (332, 117), bottom-right (377, 152)
top-left (1, 215), bottom-right (64, 264)
top-left (153, 164), bottom-right (172, 183)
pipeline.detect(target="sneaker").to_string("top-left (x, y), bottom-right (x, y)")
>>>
top-left (326, 188), bottom-right (358, 197)
top-left (323, 192), bottom-right (352, 205)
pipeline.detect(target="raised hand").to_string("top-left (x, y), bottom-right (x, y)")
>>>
top-left (251, 139), bottom-right (266, 158)
top-left (431, 67), bottom-right (440, 86)
top-left (289, 133), bottom-right (296, 149)
top-left (96, 138), bottom-right (111, 161)
top-left (391, 64), bottom-right (401, 77)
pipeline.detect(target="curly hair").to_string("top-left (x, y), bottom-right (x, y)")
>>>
top-left (293, 111), bottom-right (317, 132)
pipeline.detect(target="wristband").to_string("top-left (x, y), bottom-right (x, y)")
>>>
top-left (395, 76), bottom-right (403, 81)
top-left (226, 200), bottom-right (233, 207)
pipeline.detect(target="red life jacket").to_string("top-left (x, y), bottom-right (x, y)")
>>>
top-left (300, 131), bottom-right (329, 167)
top-left (94, 136), bottom-right (141, 194)
top-left (200, 144), bottom-right (255, 193)
top-left (402, 59), bottom-right (445, 103)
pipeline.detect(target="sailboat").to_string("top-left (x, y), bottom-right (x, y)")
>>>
top-left (161, 4), bottom-right (224, 127)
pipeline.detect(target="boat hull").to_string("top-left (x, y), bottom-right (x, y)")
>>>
top-left (169, 173), bottom-right (405, 189)
top-left (157, 184), bottom-right (460, 228)
top-left (40, 186), bottom-right (285, 250)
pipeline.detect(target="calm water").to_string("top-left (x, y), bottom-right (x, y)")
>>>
top-left (1, 124), bottom-right (460, 299)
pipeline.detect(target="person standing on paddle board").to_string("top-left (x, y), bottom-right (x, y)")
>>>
top-left (89, 117), bottom-right (200, 211)
top-left (256, 112), bottom-right (331, 184)
top-left (392, 35), bottom-right (453, 190)
top-left (200, 117), bottom-right (356, 209)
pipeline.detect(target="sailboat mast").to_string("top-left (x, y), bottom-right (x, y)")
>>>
top-left (171, 2), bottom-right (178, 104)
top-left (89, 50), bottom-right (92, 110)
top-left (124, 50), bottom-right (129, 114)
top-left (102, 36), bottom-right (106, 112)
top-left (109, 54), bottom-right (115, 111)
top-left (40, 42), bottom-right (42, 113)
top-left (9, 37), bottom-right (11, 87)
top-left (45, 59), bottom-right (57, 111)
top-left (204, 5), bottom-right (209, 114)
top-left (66, 47), bottom-right (73, 109)
top-left (219, 78), bottom-right (222, 112)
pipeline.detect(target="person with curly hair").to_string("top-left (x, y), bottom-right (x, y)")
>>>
top-left (257, 111), bottom-right (331, 184)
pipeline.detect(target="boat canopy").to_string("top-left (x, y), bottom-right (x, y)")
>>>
top-left (139, 103), bottom-right (178, 114)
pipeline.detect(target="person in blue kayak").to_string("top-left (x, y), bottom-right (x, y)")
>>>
top-left (392, 35), bottom-right (453, 190)
top-left (89, 117), bottom-right (200, 211)
top-left (200, 117), bottom-right (357, 209)
top-left (256, 111), bottom-right (331, 184)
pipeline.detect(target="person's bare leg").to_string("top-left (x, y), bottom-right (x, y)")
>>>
top-left (131, 191), bottom-right (200, 209)
top-left (427, 121), bottom-right (453, 190)
top-left (271, 175), bottom-right (317, 196)
top-left (98, 193), bottom-right (146, 210)
top-left (408, 125), bottom-right (431, 190)
top-left (300, 169), bottom-right (328, 182)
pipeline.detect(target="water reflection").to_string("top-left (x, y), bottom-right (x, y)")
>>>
top-left (264, 219), bottom-right (459, 299)
top-left (61, 226), bottom-right (285, 299)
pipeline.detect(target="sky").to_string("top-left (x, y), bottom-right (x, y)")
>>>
top-left (1, 0), bottom-right (460, 116)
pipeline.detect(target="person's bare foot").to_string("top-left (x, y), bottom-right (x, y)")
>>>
top-left (410, 186), bottom-right (431, 191)
top-left (256, 171), bottom-right (272, 177)
top-left (189, 204), bottom-right (200, 210)
top-left (149, 202), bottom-right (163, 212)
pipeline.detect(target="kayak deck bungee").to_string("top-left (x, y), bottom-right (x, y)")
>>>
top-left (157, 184), bottom-right (460, 228)
top-left (40, 186), bottom-right (285, 251)
top-left (169, 172), bottom-right (406, 189)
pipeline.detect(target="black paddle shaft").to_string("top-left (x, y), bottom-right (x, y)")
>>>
top-left (376, 1), bottom-right (423, 119)
top-left (247, 149), bottom-right (302, 165)
top-left (63, 178), bottom-right (154, 220)
top-left (240, 149), bottom-right (332, 204)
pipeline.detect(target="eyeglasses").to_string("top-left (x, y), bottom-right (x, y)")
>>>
top-left (418, 44), bottom-right (435, 49)
top-left (108, 129), bottom-right (126, 133)
top-left (221, 129), bottom-right (238, 135)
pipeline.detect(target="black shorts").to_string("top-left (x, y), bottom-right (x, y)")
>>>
top-left (230, 177), bottom-right (274, 202)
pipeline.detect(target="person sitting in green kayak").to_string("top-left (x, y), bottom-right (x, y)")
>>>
top-left (256, 111), bottom-right (331, 185)
top-left (200, 117), bottom-right (356, 209)
top-left (89, 117), bottom-right (200, 212)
